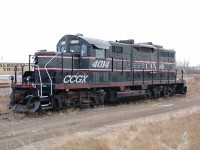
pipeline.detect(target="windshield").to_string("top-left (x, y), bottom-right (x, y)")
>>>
top-left (56, 36), bottom-right (88, 55)
top-left (69, 45), bottom-right (80, 53)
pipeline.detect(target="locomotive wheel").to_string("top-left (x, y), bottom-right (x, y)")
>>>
top-left (104, 91), bottom-right (116, 104)
top-left (73, 99), bottom-right (81, 108)
top-left (145, 89), bottom-right (152, 99)
top-left (24, 95), bottom-right (40, 113)
top-left (152, 87), bottom-right (160, 99)
top-left (23, 90), bottom-right (35, 110)
top-left (162, 86), bottom-right (168, 97)
top-left (171, 88), bottom-right (175, 96)
top-left (90, 97), bottom-right (97, 108)
top-left (164, 86), bottom-right (174, 97)
top-left (25, 96), bottom-right (35, 110)
top-left (53, 99), bottom-right (60, 110)
top-left (54, 92), bottom-right (68, 109)
top-left (169, 86), bottom-right (175, 96)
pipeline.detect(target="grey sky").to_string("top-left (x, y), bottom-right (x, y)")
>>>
top-left (0, 0), bottom-right (200, 65)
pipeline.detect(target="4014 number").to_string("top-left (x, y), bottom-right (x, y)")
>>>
top-left (92, 61), bottom-right (110, 68)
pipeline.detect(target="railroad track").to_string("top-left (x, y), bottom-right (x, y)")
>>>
top-left (0, 112), bottom-right (10, 120)
top-left (0, 112), bottom-right (9, 116)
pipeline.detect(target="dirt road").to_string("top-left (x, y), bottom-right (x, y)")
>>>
top-left (0, 94), bottom-right (200, 150)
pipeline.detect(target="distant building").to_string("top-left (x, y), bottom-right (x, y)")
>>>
top-left (0, 62), bottom-right (32, 75)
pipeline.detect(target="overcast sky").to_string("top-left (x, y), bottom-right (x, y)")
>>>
top-left (0, 0), bottom-right (200, 65)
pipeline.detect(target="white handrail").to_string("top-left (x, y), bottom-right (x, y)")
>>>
top-left (35, 65), bottom-right (43, 97)
top-left (182, 69), bottom-right (187, 82)
top-left (176, 69), bottom-right (187, 83)
top-left (44, 52), bottom-right (61, 96)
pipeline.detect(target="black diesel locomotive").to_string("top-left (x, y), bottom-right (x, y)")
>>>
top-left (9, 34), bottom-right (187, 113)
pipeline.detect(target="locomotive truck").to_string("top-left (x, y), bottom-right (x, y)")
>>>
top-left (8, 34), bottom-right (187, 113)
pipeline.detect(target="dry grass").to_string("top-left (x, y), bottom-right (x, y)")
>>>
top-left (130, 112), bottom-right (200, 150)
top-left (0, 89), bottom-right (10, 112)
top-left (187, 78), bottom-right (200, 94)
top-left (0, 88), bottom-right (37, 119)
top-left (31, 110), bottom-right (200, 150)
top-left (55, 136), bottom-right (110, 150)
top-left (186, 68), bottom-right (200, 74)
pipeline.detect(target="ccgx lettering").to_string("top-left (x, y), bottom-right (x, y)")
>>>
top-left (63, 75), bottom-right (88, 83)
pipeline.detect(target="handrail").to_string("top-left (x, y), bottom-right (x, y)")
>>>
top-left (176, 69), bottom-right (187, 83)
top-left (44, 52), bottom-right (61, 96)
top-left (35, 65), bottom-right (43, 97)
top-left (181, 69), bottom-right (187, 82)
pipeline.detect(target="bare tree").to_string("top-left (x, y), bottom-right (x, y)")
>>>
top-left (177, 59), bottom-right (200, 74)
top-left (176, 59), bottom-right (190, 70)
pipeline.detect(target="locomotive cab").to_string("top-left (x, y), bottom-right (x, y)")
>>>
top-left (56, 34), bottom-right (111, 57)
top-left (57, 34), bottom-right (89, 56)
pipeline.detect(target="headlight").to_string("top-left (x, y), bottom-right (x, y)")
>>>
top-left (27, 76), bottom-right (31, 81)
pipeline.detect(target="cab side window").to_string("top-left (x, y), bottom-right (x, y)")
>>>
top-left (81, 44), bottom-right (87, 56)
top-left (59, 38), bottom-right (66, 52)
